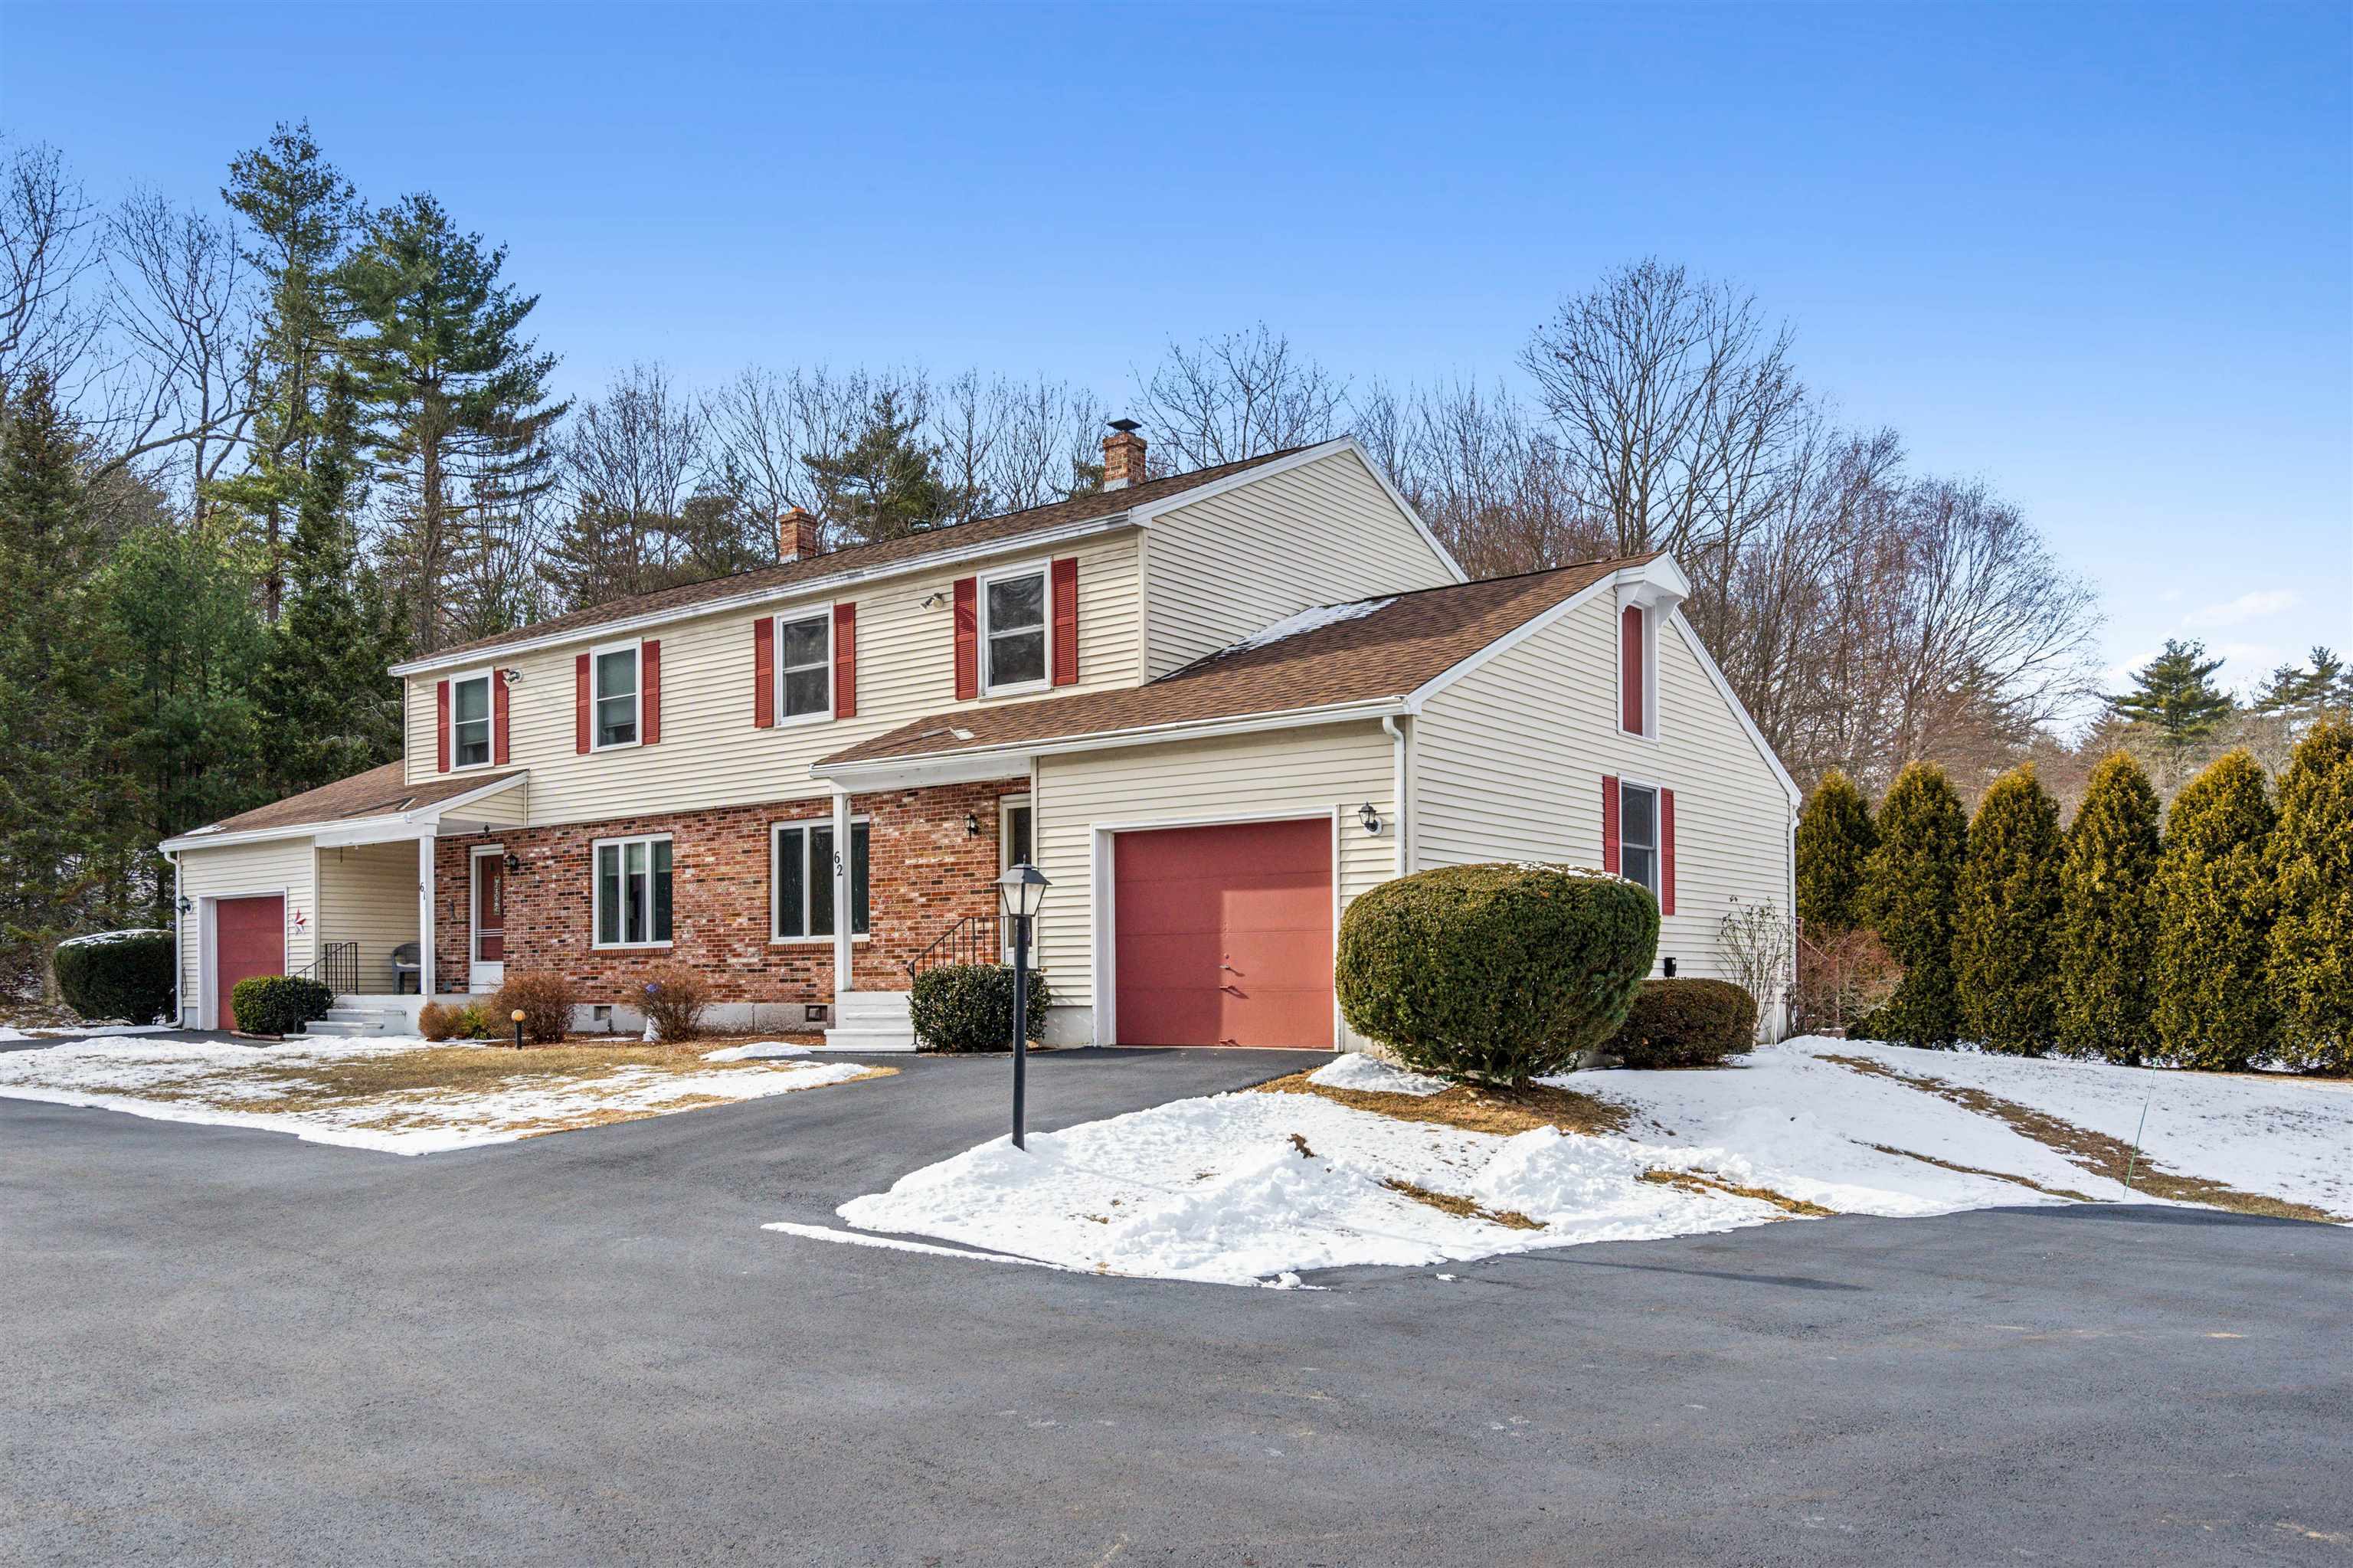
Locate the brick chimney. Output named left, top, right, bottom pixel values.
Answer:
left=777, top=506, right=821, bottom=561
left=1102, top=420, right=1147, bottom=491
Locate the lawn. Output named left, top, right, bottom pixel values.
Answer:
left=0, top=1033, right=888, bottom=1154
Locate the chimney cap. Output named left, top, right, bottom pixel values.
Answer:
left=1106, top=417, right=1141, bottom=434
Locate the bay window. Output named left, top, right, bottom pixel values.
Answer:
left=773, top=819, right=869, bottom=940
left=594, top=834, right=672, bottom=948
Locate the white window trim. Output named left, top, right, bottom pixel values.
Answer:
left=769, top=815, right=872, bottom=945
left=445, top=667, right=497, bottom=772
left=591, top=637, right=644, bottom=752
left=1615, top=597, right=1660, bottom=743
left=591, top=832, right=673, bottom=950
left=977, top=559, right=1053, bottom=699
left=772, top=604, right=836, bottom=728
left=1618, top=776, right=1662, bottom=898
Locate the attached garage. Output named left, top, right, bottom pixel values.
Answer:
left=212, top=895, right=286, bottom=1032
left=1111, top=818, right=1335, bottom=1049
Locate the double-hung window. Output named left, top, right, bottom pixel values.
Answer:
left=594, top=833, right=673, bottom=948
left=777, top=611, right=831, bottom=721
left=1618, top=781, right=1659, bottom=896
left=772, top=819, right=869, bottom=940
left=982, top=568, right=1048, bottom=692
left=594, top=642, right=640, bottom=748
left=449, top=672, right=493, bottom=768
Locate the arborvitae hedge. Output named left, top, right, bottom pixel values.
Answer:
left=1955, top=765, right=2063, bottom=1054
left=2057, top=751, right=2162, bottom=1063
left=2269, top=719, right=2353, bottom=1074
left=2154, top=751, right=2276, bottom=1071
left=1860, top=761, right=1968, bottom=1047
left=1797, top=769, right=1877, bottom=933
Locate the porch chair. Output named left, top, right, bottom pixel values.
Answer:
left=390, top=942, right=421, bottom=995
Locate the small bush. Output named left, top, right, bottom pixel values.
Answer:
left=419, top=1000, right=496, bottom=1040
left=54, top=929, right=173, bottom=1023
left=1795, top=926, right=1903, bottom=1035
left=910, top=963, right=1053, bottom=1052
left=227, top=974, right=334, bottom=1036
left=1607, top=978, right=1759, bottom=1068
left=417, top=1000, right=462, bottom=1041
left=493, top=971, right=577, bottom=1044
left=1335, top=863, right=1659, bottom=1086
left=639, top=965, right=711, bottom=1042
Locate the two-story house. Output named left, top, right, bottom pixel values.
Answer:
left=161, top=427, right=1801, bottom=1049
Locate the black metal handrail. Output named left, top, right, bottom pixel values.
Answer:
left=293, top=941, right=362, bottom=996
left=906, top=912, right=1000, bottom=980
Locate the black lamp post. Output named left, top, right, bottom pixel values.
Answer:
left=996, top=862, right=1050, bottom=1150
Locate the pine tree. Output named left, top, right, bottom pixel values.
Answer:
left=1860, top=761, right=1968, bottom=1046
left=2111, top=639, right=2235, bottom=770
left=1955, top=764, right=2063, bottom=1054
left=1797, top=769, right=1876, bottom=932
left=2253, top=647, right=2353, bottom=732
left=2057, top=751, right=2162, bottom=1062
left=2153, top=750, right=2277, bottom=1071
left=800, top=389, right=964, bottom=544
left=2267, top=719, right=2353, bottom=1073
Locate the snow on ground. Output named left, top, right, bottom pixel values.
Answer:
left=701, top=1041, right=812, bottom=1062
left=826, top=1038, right=2351, bottom=1287
left=0, top=1033, right=872, bottom=1154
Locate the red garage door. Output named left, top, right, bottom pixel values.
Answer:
left=214, top=895, right=286, bottom=1032
left=1114, top=819, right=1333, bottom=1048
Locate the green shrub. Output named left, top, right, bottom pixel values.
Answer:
left=227, top=974, right=333, bottom=1036
left=493, top=971, right=577, bottom=1044
left=638, top=965, right=710, bottom=1042
left=1335, top=863, right=1658, bottom=1085
left=2154, top=750, right=2276, bottom=1071
left=2269, top=719, right=2353, bottom=1074
left=1798, top=770, right=1877, bottom=933
left=1607, top=978, right=1758, bottom=1068
left=1955, top=765, right=2063, bottom=1055
left=2058, top=751, right=2162, bottom=1062
left=909, top=963, right=1053, bottom=1052
left=1862, top=761, right=1968, bottom=1047
left=54, top=929, right=173, bottom=1023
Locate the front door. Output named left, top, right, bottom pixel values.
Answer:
left=1000, top=795, right=1034, bottom=961
left=470, top=849, right=506, bottom=990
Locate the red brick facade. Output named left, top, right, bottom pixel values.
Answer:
left=430, top=778, right=1026, bottom=1008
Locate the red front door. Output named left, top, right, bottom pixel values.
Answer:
left=1113, top=819, right=1334, bottom=1048
left=474, top=856, right=505, bottom=961
left=214, top=895, right=286, bottom=1032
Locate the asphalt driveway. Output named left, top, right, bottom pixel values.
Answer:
left=4, top=1044, right=2347, bottom=1566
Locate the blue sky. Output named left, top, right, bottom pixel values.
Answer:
left=6, top=1, right=2348, bottom=698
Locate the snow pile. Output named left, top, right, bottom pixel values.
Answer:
left=702, top=1041, right=812, bottom=1062
left=1306, top=1052, right=1450, bottom=1096
left=1223, top=597, right=1393, bottom=653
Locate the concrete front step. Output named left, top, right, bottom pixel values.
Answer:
left=820, top=990, right=916, bottom=1052
left=308, top=1006, right=401, bottom=1038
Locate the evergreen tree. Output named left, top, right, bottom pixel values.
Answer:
left=2153, top=750, right=2277, bottom=1071
left=2057, top=751, right=2162, bottom=1062
left=2253, top=647, right=2353, bottom=732
left=2111, top=639, right=2234, bottom=770
left=1860, top=761, right=1968, bottom=1046
left=1796, top=769, right=1876, bottom=932
left=2267, top=719, right=2353, bottom=1074
left=341, top=192, right=566, bottom=652
left=1955, top=764, right=2063, bottom=1054
left=800, top=389, right=964, bottom=543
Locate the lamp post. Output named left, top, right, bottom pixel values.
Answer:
left=995, top=863, right=1050, bottom=1150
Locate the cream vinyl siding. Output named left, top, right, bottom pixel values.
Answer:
left=175, top=839, right=318, bottom=1012
left=1414, top=597, right=1794, bottom=989
left=315, top=840, right=421, bottom=993
left=1144, top=449, right=1457, bottom=676
left=403, top=532, right=1144, bottom=825
left=1032, top=720, right=1397, bottom=1046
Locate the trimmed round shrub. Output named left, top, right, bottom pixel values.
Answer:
left=54, top=929, right=173, bottom=1023
left=1607, top=978, right=1759, bottom=1068
left=910, top=963, right=1053, bottom=1052
left=1335, top=863, right=1659, bottom=1085
left=493, top=971, right=577, bottom=1044
left=639, top=965, right=711, bottom=1042
left=228, top=974, right=333, bottom=1036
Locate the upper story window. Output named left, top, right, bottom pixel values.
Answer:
left=1619, top=601, right=1656, bottom=738
left=1618, top=780, right=1659, bottom=895
left=594, top=641, right=640, bottom=748
left=594, top=833, right=672, bottom=948
left=982, top=567, right=1048, bottom=693
left=777, top=610, right=832, bottom=722
left=450, top=672, right=493, bottom=768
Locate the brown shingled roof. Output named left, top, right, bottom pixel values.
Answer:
left=819, top=555, right=1653, bottom=769
left=186, top=763, right=525, bottom=838
left=417, top=448, right=1304, bottom=665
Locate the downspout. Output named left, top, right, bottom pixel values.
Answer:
left=1381, top=715, right=1410, bottom=877
left=165, top=848, right=182, bottom=1026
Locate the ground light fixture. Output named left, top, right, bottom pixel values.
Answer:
left=510, top=1009, right=526, bottom=1049
left=996, top=863, right=1051, bottom=1150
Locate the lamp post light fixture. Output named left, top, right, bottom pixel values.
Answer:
left=1357, top=801, right=1383, bottom=836
left=510, top=1008, right=527, bottom=1049
left=995, top=862, right=1051, bottom=1150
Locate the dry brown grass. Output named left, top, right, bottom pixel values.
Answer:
left=1255, top=1069, right=1628, bottom=1138
left=1638, top=1169, right=1835, bottom=1216
left=1380, top=1178, right=1544, bottom=1231
left=1821, top=1053, right=2343, bottom=1223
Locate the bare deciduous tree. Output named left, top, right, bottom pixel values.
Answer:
left=1137, top=324, right=1347, bottom=472
left=0, top=139, right=106, bottom=400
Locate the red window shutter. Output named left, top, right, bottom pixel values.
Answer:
left=1601, top=775, right=1621, bottom=875
left=574, top=653, right=591, bottom=755
left=1051, top=556, right=1078, bottom=687
left=492, top=673, right=509, bottom=765
left=1621, top=604, right=1645, bottom=735
left=953, top=576, right=978, bottom=701
left=1660, top=788, right=1676, bottom=915
left=436, top=680, right=451, bottom=772
left=753, top=617, right=775, bottom=728
left=833, top=602, right=858, bottom=718
left=642, top=640, right=661, bottom=744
